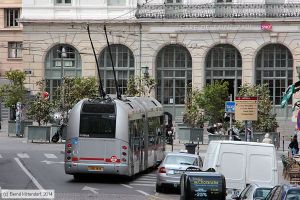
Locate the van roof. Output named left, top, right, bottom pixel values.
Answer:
left=210, top=140, right=274, bottom=147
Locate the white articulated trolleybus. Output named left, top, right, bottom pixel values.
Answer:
left=64, top=24, right=166, bottom=179
left=64, top=96, right=165, bottom=179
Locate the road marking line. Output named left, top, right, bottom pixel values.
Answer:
left=136, top=190, right=149, bottom=196
left=44, top=154, right=57, bottom=159
left=14, top=158, right=44, bottom=190
left=132, top=180, right=156, bottom=183
left=130, top=183, right=155, bottom=187
left=121, top=184, right=133, bottom=189
left=17, top=153, right=29, bottom=158
left=135, top=178, right=156, bottom=181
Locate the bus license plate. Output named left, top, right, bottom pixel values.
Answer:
left=88, top=166, right=103, bottom=171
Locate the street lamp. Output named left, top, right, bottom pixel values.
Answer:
left=140, top=65, right=149, bottom=96
left=58, top=47, right=67, bottom=114
left=141, top=65, right=149, bottom=78
left=296, top=66, right=300, bottom=79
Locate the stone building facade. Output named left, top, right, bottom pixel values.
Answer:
left=20, top=0, right=300, bottom=133
left=0, top=0, right=23, bottom=120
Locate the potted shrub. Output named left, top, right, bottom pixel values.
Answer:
left=27, top=80, right=54, bottom=142
left=182, top=81, right=229, bottom=143
left=236, top=84, right=279, bottom=145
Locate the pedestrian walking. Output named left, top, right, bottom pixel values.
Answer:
left=262, top=133, right=272, bottom=144
left=289, top=135, right=299, bottom=156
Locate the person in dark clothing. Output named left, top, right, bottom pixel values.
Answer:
left=289, top=135, right=299, bottom=156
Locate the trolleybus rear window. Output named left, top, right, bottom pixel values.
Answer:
left=79, top=114, right=116, bottom=138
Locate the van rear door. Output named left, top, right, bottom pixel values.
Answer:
left=246, top=145, right=277, bottom=187
left=218, top=143, right=247, bottom=190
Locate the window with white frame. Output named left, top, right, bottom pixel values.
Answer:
left=45, top=44, right=82, bottom=101
left=5, top=9, right=20, bottom=27
left=255, top=44, right=293, bottom=106
left=99, top=44, right=135, bottom=95
left=107, top=0, right=126, bottom=6
left=55, top=0, right=72, bottom=5
left=156, top=44, right=192, bottom=105
left=8, top=42, right=22, bottom=58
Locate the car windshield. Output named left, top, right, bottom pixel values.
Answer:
left=286, top=189, right=300, bottom=200
left=254, top=188, right=272, bottom=199
left=164, top=155, right=197, bottom=165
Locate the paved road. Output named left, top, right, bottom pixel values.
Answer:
left=0, top=123, right=290, bottom=200
left=0, top=133, right=181, bottom=200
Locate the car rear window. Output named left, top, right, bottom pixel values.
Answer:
left=286, top=189, right=300, bottom=200
left=165, top=155, right=198, bottom=166
left=254, top=188, right=272, bottom=199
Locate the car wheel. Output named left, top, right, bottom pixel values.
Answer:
left=156, top=184, right=164, bottom=193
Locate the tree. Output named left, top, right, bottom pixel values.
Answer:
left=27, top=80, right=54, bottom=126
left=55, top=77, right=99, bottom=113
left=0, top=70, right=26, bottom=108
left=183, top=81, right=229, bottom=127
left=236, top=83, right=278, bottom=132
left=126, top=75, right=156, bottom=97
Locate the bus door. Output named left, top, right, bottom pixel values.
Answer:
left=143, top=117, right=149, bottom=170
left=130, top=120, right=143, bottom=174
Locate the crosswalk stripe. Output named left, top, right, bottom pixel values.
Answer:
left=17, top=153, right=29, bottom=158
left=44, top=154, right=57, bottom=159
left=130, top=183, right=155, bottom=187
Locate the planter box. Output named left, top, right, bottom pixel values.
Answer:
left=239, top=132, right=280, bottom=148
left=27, top=125, right=51, bottom=143
left=208, top=132, right=280, bottom=148
left=177, top=124, right=203, bottom=144
left=208, top=134, right=230, bottom=143
left=8, top=120, right=33, bottom=136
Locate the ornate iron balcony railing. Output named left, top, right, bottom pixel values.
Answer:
left=135, top=3, right=300, bottom=19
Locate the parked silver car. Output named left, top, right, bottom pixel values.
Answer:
left=156, top=152, right=203, bottom=193
left=232, top=183, right=272, bottom=200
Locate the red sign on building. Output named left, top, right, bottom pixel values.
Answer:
left=261, top=22, right=272, bottom=31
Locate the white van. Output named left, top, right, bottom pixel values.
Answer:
left=203, top=140, right=278, bottom=192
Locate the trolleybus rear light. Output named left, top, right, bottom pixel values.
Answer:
left=67, top=143, right=72, bottom=148
left=66, top=156, right=71, bottom=161
left=122, top=152, right=127, bottom=156
left=122, top=146, right=127, bottom=150
left=67, top=150, right=72, bottom=154
left=159, top=167, right=166, bottom=173
left=71, top=157, right=78, bottom=162
left=121, top=158, right=126, bottom=162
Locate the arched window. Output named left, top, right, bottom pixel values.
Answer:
left=255, top=44, right=293, bottom=105
left=205, top=44, right=242, bottom=97
left=99, top=44, right=134, bottom=95
left=156, top=44, right=192, bottom=105
left=45, top=44, right=81, bottom=100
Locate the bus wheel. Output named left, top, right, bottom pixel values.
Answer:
left=156, top=184, right=164, bottom=193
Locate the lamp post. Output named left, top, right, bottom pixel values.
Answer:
left=140, top=65, right=149, bottom=96
left=296, top=66, right=300, bottom=79
left=58, top=47, right=67, bottom=116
